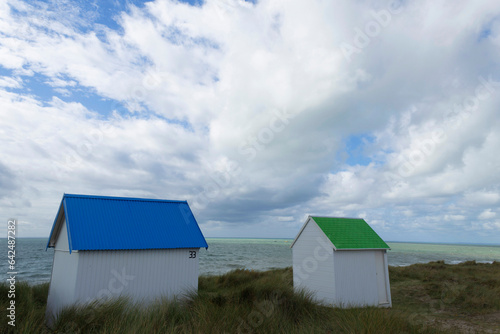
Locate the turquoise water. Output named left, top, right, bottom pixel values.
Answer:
left=200, top=238, right=293, bottom=276
left=387, top=242, right=500, bottom=266
left=1, top=238, right=499, bottom=285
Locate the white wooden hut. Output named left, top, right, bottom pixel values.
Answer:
left=291, top=216, right=391, bottom=308
left=45, top=194, right=208, bottom=323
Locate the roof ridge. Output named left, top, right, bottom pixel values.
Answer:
left=63, top=193, right=187, bottom=204
left=310, top=215, right=365, bottom=220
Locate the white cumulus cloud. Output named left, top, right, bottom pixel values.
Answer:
left=0, top=0, right=499, bottom=243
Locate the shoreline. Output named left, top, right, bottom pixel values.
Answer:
left=3, top=237, right=500, bottom=247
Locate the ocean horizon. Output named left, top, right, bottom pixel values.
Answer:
left=2, top=238, right=499, bottom=285
left=5, top=237, right=500, bottom=247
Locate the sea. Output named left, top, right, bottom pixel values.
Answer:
left=2, top=238, right=500, bottom=285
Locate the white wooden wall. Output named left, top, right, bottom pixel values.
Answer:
left=74, top=248, right=200, bottom=305
left=333, top=250, right=379, bottom=307
left=46, top=219, right=80, bottom=323
left=377, top=251, right=391, bottom=307
left=292, top=218, right=335, bottom=305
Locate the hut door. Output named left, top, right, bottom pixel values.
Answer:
left=375, top=252, right=389, bottom=304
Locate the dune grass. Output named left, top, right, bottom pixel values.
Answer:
left=1, top=261, right=499, bottom=333
left=389, top=260, right=500, bottom=333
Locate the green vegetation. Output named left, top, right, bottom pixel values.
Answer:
left=389, top=260, right=500, bottom=333
left=1, top=261, right=499, bottom=333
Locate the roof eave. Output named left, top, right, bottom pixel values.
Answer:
left=291, top=216, right=336, bottom=250
left=290, top=215, right=312, bottom=248
left=63, top=196, right=73, bottom=254
left=74, top=245, right=208, bottom=251
left=335, top=247, right=391, bottom=251
left=45, top=196, right=65, bottom=250
left=185, top=200, right=209, bottom=250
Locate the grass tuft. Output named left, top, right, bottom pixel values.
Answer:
left=0, top=262, right=499, bottom=333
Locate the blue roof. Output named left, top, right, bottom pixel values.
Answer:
left=46, top=194, right=208, bottom=253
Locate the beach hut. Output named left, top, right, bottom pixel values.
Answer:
left=291, top=216, right=391, bottom=308
left=45, top=194, right=208, bottom=322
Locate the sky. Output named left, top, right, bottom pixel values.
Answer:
left=1, top=0, right=499, bottom=244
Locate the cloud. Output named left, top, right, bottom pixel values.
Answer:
left=463, top=191, right=500, bottom=205
left=0, top=0, right=499, bottom=243
left=444, top=215, right=466, bottom=221
left=0, top=162, right=17, bottom=199
left=478, top=209, right=496, bottom=220
left=0, top=75, right=21, bottom=88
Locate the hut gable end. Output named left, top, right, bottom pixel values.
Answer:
left=291, top=215, right=391, bottom=308
left=45, top=193, right=208, bottom=325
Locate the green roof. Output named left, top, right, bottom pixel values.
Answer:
left=311, top=217, right=389, bottom=249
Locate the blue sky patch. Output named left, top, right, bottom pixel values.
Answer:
left=341, top=134, right=375, bottom=166
left=23, top=74, right=60, bottom=105
left=479, top=28, right=492, bottom=41
left=478, top=16, right=499, bottom=41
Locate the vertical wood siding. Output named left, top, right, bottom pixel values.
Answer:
left=333, top=250, right=379, bottom=307
left=46, top=219, right=80, bottom=323
left=292, top=218, right=335, bottom=304
left=54, top=214, right=69, bottom=251
left=375, top=251, right=389, bottom=305
left=74, top=248, right=199, bottom=305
